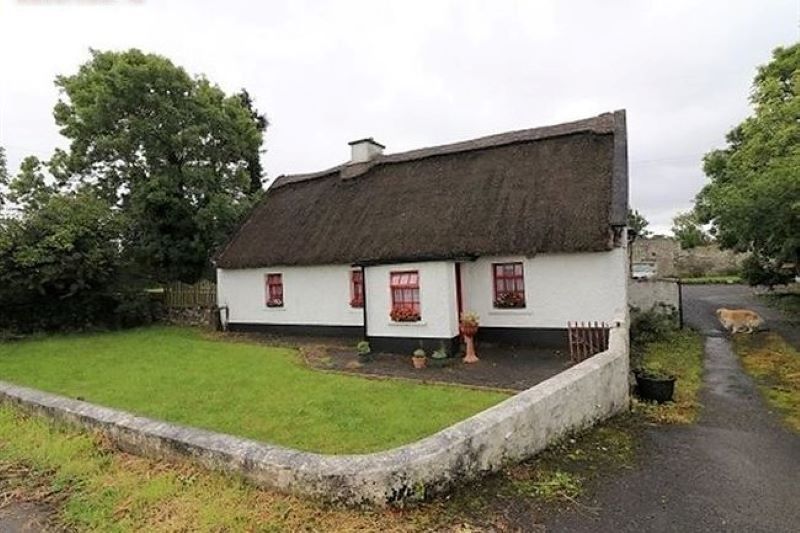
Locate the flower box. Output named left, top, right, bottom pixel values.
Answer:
left=266, top=298, right=284, bottom=308
left=390, top=307, right=421, bottom=322
left=493, top=292, right=526, bottom=309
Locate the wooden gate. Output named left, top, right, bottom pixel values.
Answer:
left=567, top=321, right=610, bottom=363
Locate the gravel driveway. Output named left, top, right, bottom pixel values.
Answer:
left=546, top=284, right=800, bottom=533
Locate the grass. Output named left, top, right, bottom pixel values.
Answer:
left=633, top=329, right=705, bottom=424
left=734, top=332, right=800, bottom=433
left=760, top=292, right=800, bottom=321
left=0, top=404, right=641, bottom=531
left=0, top=326, right=507, bottom=454
left=679, top=275, right=742, bottom=285
left=0, top=405, right=432, bottom=531
left=500, top=416, right=638, bottom=505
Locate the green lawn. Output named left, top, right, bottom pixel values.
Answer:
left=679, top=275, right=742, bottom=285
left=0, top=327, right=507, bottom=454
left=634, top=329, right=705, bottom=424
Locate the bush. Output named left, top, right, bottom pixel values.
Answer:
left=740, top=254, right=793, bottom=288
left=0, top=192, right=160, bottom=334
left=630, top=304, right=679, bottom=356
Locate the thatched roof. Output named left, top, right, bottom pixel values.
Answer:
left=216, top=111, right=628, bottom=268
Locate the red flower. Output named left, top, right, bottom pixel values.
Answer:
left=390, top=306, right=421, bottom=322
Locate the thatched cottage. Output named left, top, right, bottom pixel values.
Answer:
left=214, top=111, right=629, bottom=353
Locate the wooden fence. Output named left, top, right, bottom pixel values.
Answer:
left=567, top=321, right=611, bottom=364
left=163, top=280, right=217, bottom=309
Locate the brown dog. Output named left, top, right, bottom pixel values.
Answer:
left=716, top=308, right=764, bottom=333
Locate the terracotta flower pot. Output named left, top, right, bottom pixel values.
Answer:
left=459, top=324, right=479, bottom=338
left=412, top=356, right=427, bottom=369
left=459, top=324, right=480, bottom=364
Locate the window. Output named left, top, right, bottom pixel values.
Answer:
left=265, top=273, right=283, bottom=307
left=493, top=262, right=525, bottom=308
left=350, top=270, right=364, bottom=308
left=389, top=270, right=420, bottom=322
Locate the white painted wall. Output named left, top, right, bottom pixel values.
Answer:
left=460, top=248, right=628, bottom=329
left=217, top=265, right=364, bottom=326
left=364, top=261, right=459, bottom=339
left=217, top=246, right=628, bottom=335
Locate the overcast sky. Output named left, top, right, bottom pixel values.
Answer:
left=1, top=0, right=797, bottom=233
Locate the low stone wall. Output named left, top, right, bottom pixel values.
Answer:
left=628, top=278, right=680, bottom=312
left=0, top=324, right=629, bottom=506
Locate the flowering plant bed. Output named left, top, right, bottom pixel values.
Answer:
left=390, top=307, right=421, bottom=322
left=494, top=292, right=526, bottom=309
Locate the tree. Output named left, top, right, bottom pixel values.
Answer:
left=236, top=89, right=269, bottom=193
left=6, top=156, right=56, bottom=212
left=51, top=49, right=267, bottom=282
left=0, top=147, right=8, bottom=208
left=627, top=208, right=652, bottom=239
left=0, top=189, right=156, bottom=332
left=695, top=44, right=800, bottom=283
left=671, top=210, right=710, bottom=249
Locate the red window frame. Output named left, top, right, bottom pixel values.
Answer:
left=265, top=273, right=284, bottom=307
left=350, top=270, right=364, bottom=308
left=492, top=262, right=525, bottom=308
left=389, top=270, right=421, bottom=322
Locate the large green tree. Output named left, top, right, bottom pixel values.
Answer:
left=696, top=44, right=800, bottom=281
left=671, top=210, right=710, bottom=249
left=51, top=49, right=267, bottom=282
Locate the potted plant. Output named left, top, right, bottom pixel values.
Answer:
left=412, top=346, right=427, bottom=369
left=356, top=340, right=371, bottom=363
left=634, top=368, right=676, bottom=403
left=459, top=311, right=480, bottom=363
left=429, top=343, right=450, bottom=368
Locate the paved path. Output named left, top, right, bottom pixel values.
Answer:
left=547, top=284, right=800, bottom=532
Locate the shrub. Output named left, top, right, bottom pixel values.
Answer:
left=0, top=192, right=160, bottom=334
left=740, top=254, right=793, bottom=288
left=630, top=304, right=679, bottom=356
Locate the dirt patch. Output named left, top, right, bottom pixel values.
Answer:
left=0, top=462, right=62, bottom=532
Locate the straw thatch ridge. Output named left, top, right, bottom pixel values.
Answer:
left=216, top=111, right=627, bottom=269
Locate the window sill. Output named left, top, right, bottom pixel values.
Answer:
left=488, top=309, right=531, bottom=316
left=388, top=321, right=427, bottom=327
left=264, top=306, right=286, bottom=311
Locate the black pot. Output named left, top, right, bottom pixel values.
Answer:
left=635, top=371, right=676, bottom=403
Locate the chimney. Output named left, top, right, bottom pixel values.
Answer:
left=348, top=138, right=385, bottom=164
